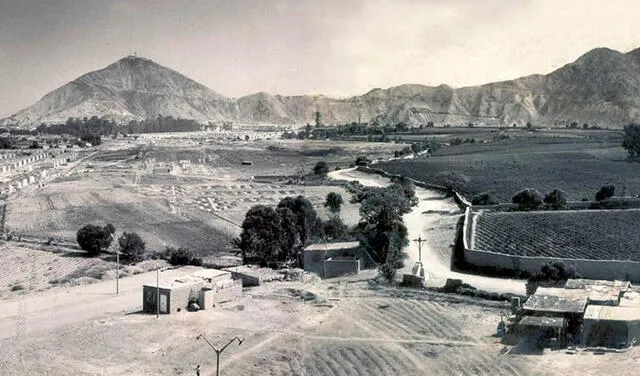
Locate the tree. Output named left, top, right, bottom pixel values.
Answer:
left=76, top=224, right=107, bottom=256
left=512, top=188, right=543, bottom=210
left=595, top=185, right=615, bottom=201
left=354, top=155, right=372, bottom=166
left=313, top=161, right=329, bottom=178
left=324, top=192, right=344, bottom=216
left=357, top=185, right=413, bottom=282
left=118, top=232, right=146, bottom=263
left=622, top=123, right=640, bottom=161
left=315, top=111, right=322, bottom=127
left=237, top=205, right=297, bottom=266
left=277, top=196, right=318, bottom=246
left=544, top=189, right=567, bottom=209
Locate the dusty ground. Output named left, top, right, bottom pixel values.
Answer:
left=2, top=269, right=636, bottom=376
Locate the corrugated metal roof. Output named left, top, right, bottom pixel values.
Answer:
left=522, top=287, right=589, bottom=313
left=584, top=305, right=640, bottom=321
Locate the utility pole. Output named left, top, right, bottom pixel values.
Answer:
left=412, top=235, right=426, bottom=263
left=116, top=249, right=120, bottom=294
left=196, top=334, right=244, bottom=376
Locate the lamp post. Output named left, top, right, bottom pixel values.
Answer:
left=412, top=235, right=426, bottom=263
left=196, top=334, right=244, bottom=376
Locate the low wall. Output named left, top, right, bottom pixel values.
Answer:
left=213, top=280, right=243, bottom=304
left=464, top=248, right=640, bottom=282
left=323, top=258, right=360, bottom=278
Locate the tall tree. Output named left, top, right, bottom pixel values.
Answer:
left=277, top=196, right=318, bottom=246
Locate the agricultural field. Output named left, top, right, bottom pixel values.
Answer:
left=376, top=129, right=636, bottom=202
left=471, top=209, right=640, bottom=261
left=3, top=137, right=376, bottom=261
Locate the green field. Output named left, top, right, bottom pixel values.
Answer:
left=376, top=129, right=635, bottom=202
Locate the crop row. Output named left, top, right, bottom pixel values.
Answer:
left=473, top=210, right=640, bottom=261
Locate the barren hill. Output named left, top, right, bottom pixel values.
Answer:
left=5, top=47, right=640, bottom=128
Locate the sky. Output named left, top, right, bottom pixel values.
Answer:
left=1, top=0, right=639, bottom=117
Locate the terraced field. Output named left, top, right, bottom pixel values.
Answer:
left=472, top=209, right=640, bottom=261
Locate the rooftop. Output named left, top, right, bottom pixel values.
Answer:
left=304, top=241, right=361, bottom=252
left=522, top=287, right=589, bottom=314
left=518, top=315, right=566, bottom=328
left=584, top=305, right=640, bottom=321
left=143, top=277, right=202, bottom=290
left=565, top=279, right=631, bottom=305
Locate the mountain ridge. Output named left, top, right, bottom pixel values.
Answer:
left=5, top=47, right=640, bottom=128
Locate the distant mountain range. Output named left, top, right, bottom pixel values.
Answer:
left=4, top=47, right=640, bottom=128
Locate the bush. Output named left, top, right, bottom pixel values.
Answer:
left=162, top=246, right=203, bottom=266
left=544, top=189, right=568, bottom=209
left=595, top=185, right=615, bottom=201
left=313, top=161, right=329, bottom=177
left=118, top=232, right=146, bottom=263
left=512, top=188, right=543, bottom=210
left=471, top=191, right=499, bottom=206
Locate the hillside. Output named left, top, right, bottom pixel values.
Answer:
left=5, top=47, right=640, bottom=128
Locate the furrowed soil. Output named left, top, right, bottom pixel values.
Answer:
left=376, top=129, right=634, bottom=202
left=0, top=273, right=634, bottom=376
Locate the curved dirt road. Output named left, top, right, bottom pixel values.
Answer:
left=328, top=168, right=526, bottom=295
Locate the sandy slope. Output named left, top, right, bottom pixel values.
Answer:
left=328, top=168, right=526, bottom=295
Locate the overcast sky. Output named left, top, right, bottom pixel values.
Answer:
left=1, top=0, right=639, bottom=117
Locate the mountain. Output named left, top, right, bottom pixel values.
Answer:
left=1, top=56, right=235, bottom=126
left=5, top=47, right=640, bottom=128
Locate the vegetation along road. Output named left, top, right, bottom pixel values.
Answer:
left=328, top=167, right=526, bottom=295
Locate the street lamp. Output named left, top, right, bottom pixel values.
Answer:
left=196, top=334, right=244, bottom=376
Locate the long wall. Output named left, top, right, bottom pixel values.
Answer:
left=462, top=207, right=640, bottom=282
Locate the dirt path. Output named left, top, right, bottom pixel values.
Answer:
left=328, top=168, right=526, bottom=295
left=0, top=265, right=205, bottom=340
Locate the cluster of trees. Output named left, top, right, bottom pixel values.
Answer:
left=236, top=177, right=417, bottom=282
left=509, top=185, right=616, bottom=210
left=351, top=176, right=417, bottom=281
left=281, top=121, right=442, bottom=141
left=123, top=115, right=202, bottom=134
left=76, top=224, right=146, bottom=263
left=35, top=117, right=113, bottom=145
left=235, top=196, right=322, bottom=267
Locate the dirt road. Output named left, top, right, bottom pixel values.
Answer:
left=328, top=168, right=526, bottom=295
left=0, top=265, right=205, bottom=340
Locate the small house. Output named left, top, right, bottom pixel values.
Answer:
left=304, top=241, right=371, bottom=278
left=583, top=305, right=640, bottom=348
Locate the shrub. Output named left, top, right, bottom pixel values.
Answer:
left=313, top=161, right=329, bottom=177
left=160, top=247, right=204, bottom=266
left=471, top=191, right=499, bottom=206
left=595, top=185, right=615, bottom=201
left=512, top=189, right=543, bottom=210
left=544, top=189, right=568, bottom=209
left=118, top=232, right=146, bottom=263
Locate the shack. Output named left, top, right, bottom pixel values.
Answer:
left=303, top=241, right=369, bottom=278
left=583, top=305, right=640, bottom=348
left=517, top=316, right=567, bottom=349
left=142, top=269, right=242, bottom=314
left=143, top=278, right=203, bottom=314
left=521, top=287, right=589, bottom=342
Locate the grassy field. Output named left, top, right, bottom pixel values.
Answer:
left=471, top=209, right=640, bottom=261
left=376, top=129, right=636, bottom=202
